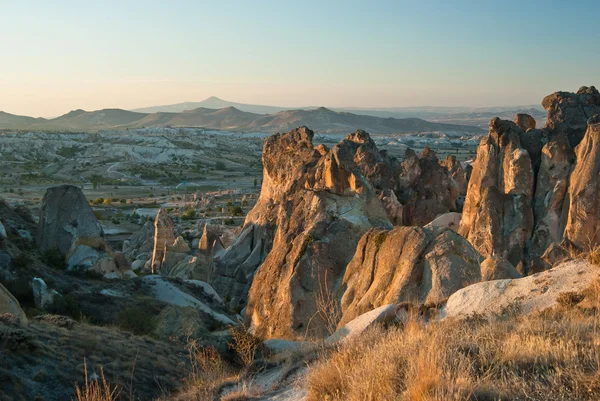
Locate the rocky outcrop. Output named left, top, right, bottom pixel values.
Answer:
left=32, top=277, right=60, bottom=309
left=530, top=135, right=574, bottom=270
left=225, top=127, right=392, bottom=339
left=151, top=209, right=176, bottom=274
left=543, top=86, right=600, bottom=148
left=459, top=118, right=534, bottom=272
left=396, top=148, right=464, bottom=226
left=338, top=226, right=482, bottom=326
left=122, top=220, right=154, bottom=262
left=441, top=260, right=600, bottom=320
left=37, top=185, right=133, bottom=279
left=564, top=116, right=600, bottom=248
left=0, top=282, right=27, bottom=325
left=37, top=185, right=104, bottom=255
left=480, top=256, right=521, bottom=281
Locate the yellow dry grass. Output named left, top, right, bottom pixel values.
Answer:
left=306, top=280, right=600, bottom=401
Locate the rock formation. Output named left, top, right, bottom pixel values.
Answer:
left=459, top=118, right=534, bottom=272
left=220, top=127, right=392, bottom=338
left=543, top=86, right=600, bottom=148
left=151, top=209, right=176, bottom=273
left=37, top=185, right=133, bottom=279
left=441, top=259, right=600, bottom=320
left=0, top=283, right=27, bottom=324
left=37, top=185, right=104, bottom=255
left=564, top=116, right=600, bottom=248
left=396, top=148, right=464, bottom=226
left=338, top=226, right=482, bottom=326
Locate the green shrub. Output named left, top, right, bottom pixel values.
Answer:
left=116, top=308, right=157, bottom=336
left=41, top=248, right=66, bottom=270
left=13, top=252, right=33, bottom=269
left=215, top=161, right=227, bottom=170
left=92, top=197, right=104, bottom=205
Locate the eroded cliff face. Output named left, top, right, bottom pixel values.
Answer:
left=239, top=127, right=392, bottom=338
left=543, top=86, right=600, bottom=148
left=564, top=116, right=600, bottom=248
left=458, top=118, right=534, bottom=272
left=338, top=226, right=484, bottom=326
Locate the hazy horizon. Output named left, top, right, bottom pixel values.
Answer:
left=2, top=0, right=599, bottom=117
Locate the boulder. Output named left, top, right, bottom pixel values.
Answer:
left=37, top=185, right=104, bottom=255
left=338, top=226, right=483, bottom=326
left=0, top=220, right=6, bottom=240
left=564, top=116, right=600, bottom=249
left=326, top=304, right=400, bottom=345
left=459, top=118, right=534, bottom=272
left=480, top=256, right=521, bottom=281
left=542, top=86, right=600, bottom=148
left=424, top=212, right=462, bottom=232
left=37, top=185, right=132, bottom=279
left=514, top=113, right=536, bottom=131
left=440, top=260, right=600, bottom=320
left=0, top=282, right=27, bottom=325
left=32, top=277, right=60, bottom=309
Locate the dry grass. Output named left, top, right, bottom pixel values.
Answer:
left=73, top=359, right=120, bottom=401
left=229, top=324, right=262, bottom=367
left=306, top=282, right=600, bottom=401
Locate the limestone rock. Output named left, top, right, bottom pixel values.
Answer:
left=424, top=212, right=462, bottom=232
left=235, top=127, right=391, bottom=339
left=151, top=209, right=176, bottom=273
left=514, top=113, right=536, bottom=131
left=378, top=189, right=403, bottom=226
left=37, top=185, right=104, bottom=255
left=32, top=277, right=60, bottom=309
left=480, top=256, right=521, bottom=281
left=326, top=304, right=400, bottom=345
left=459, top=118, right=534, bottom=271
left=543, top=86, right=600, bottom=148
left=564, top=116, right=600, bottom=248
left=441, top=260, right=600, bottom=320
left=396, top=148, right=462, bottom=226
left=338, top=226, right=483, bottom=326
left=123, top=220, right=154, bottom=260
left=530, top=135, right=574, bottom=268
left=0, top=282, right=27, bottom=325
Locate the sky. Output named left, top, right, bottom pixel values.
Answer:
left=1, top=0, right=599, bottom=117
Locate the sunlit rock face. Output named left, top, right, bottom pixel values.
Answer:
left=542, top=85, right=600, bottom=148
left=458, top=118, right=535, bottom=273
left=564, top=116, right=600, bottom=249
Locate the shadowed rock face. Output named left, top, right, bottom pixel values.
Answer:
left=396, top=148, right=465, bottom=226
left=542, top=86, right=600, bottom=148
left=564, top=116, right=600, bottom=248
left=338, top=226, right=483, bottom=326
left=459, top=118, right=534, bottom=272
left=37, top=185, right=104, bottom=255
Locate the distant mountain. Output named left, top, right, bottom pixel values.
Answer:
left=0, top=111, right=46, bottom=130
left=0, top=105, right=485, bottom=134
left=132, top=96, right=291, bottom=115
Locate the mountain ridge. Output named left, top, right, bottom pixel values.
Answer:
left=0, top=105, right=485, bottom=134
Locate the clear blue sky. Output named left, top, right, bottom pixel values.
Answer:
left=1, top=0, right=599, bottom=116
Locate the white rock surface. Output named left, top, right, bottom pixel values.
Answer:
left=32, top=277, right=60, bottom=309
left=142, top=276, right=235, bottom=325
left=0, top=220, right=6, bottom=239
left=424, top=212, right=462, bottom=232
left=185, top=280, right=223, bottom=303
left=440, top=260, right=600, bottom=319
left=326, top=304, right=400, bottom=345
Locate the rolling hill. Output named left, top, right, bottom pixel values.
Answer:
left=0, top=106, right=484, bottom=134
